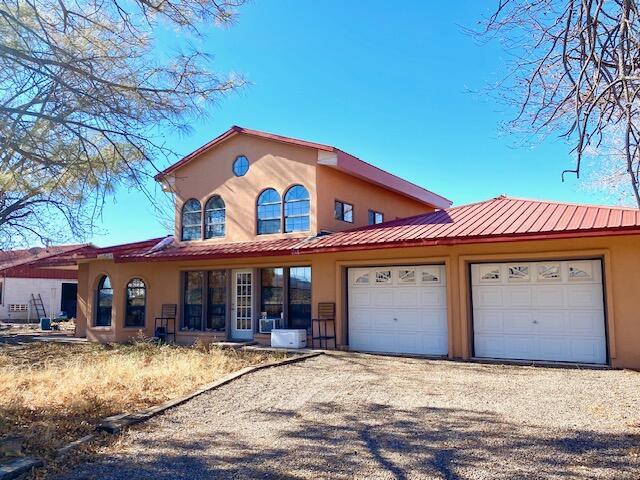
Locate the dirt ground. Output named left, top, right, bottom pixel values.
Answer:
left=59, top=353, right=640, bottom=480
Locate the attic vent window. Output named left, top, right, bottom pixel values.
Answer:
left=233, top=155, right=249, bottom=176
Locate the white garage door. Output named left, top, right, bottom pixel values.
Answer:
left=471, top=260, right=607, bottom=364
left=348, top=265, right=448, bottom=355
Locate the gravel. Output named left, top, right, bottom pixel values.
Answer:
left=60, top=354, right=640, bottom=479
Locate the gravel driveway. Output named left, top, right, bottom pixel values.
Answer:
left=61, top=354, right=640, bottom=479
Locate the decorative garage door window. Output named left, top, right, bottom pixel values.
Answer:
left=398, top=269, right=416, bottom=284
left=537, top=263, right=561, bottom=281
left=375, top=270, right=392, bottom=284
left=507, top=265, right=529, bottom=282
left=9, top=304, right=28, bottom=312
left=354, top=272, right=369, bottom=285
left=478, top=265, right=501, bottom=282
left=421, top=267, right=441, bottom=284
left=568, top=262, right=593, bottom=281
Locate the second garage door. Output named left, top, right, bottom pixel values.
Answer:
left=348, top=265, right=448, bottom=355
left=471, top=259, right=607, bottom=364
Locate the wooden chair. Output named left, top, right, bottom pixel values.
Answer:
left=154, top=304, right=177, bottom=343
left=311, top=302, right=336, bottom=349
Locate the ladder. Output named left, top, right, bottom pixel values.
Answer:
left=30, top=294, right=47, bottom=319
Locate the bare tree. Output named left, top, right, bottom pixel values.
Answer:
left=480, top=0, right=640, bottom=207
left=0, top=0, right=246, bottom=246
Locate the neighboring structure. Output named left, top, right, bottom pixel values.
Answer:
left=0, top=245, right=86, bottom=322
left=34, top=126, right=640, bottom=369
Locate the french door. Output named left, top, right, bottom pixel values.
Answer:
left=231, top=269, right=254, bottom=340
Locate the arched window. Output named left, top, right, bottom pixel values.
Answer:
left=205, top=195, right=225, bottom=239
left=125, top=278, right=146, bottom=327
left=284, top=185, right=310, bottom=232
left=257, top=188, right=281, bottom=234
left=95, top=275, right=113, bottom=327
left=181, top=199, right=202, bottom=241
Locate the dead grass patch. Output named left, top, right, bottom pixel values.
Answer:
left=0, top=340, right=283, bottom=462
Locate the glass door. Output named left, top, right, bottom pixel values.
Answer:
left=231, top=269, right=253, bottom=340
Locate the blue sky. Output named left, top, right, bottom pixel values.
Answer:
left=95, top=0, right=614, bottom=246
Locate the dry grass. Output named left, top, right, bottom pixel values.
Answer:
left=0, top=340, right=283, bottom=462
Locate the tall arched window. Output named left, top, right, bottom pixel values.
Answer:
left=205, top=195, right=225, bottom=239
left=284, top=185, right=310, bottom=232
left=181, top=199, right=202, bottom=241
left=95, top=275, right=113, bottom=327
left=257, top=188, right=281, bottom=234
left=125, top=278, right=146, bottom=327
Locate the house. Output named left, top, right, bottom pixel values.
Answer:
left=0, top=245, right=87, bottom=322
left=34, top=126, right=640, bottom=369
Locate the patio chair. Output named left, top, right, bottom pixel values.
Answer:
left=154, top=304, right=177, bottom=343
left=311, top=302, right=336, bottom=350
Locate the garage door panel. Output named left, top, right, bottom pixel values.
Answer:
left=395, top=289, right=420, bottom=307
left=471, top=260, right=606, bottom=364
left=503, top=311, right=535, bottom=334
left=473, top=310, right=504, bottom=333
left=370, top=309, right=396, bottom=329
left=420, top=288, right=446, bottom=307
left=396, top=309, right=422, bottom=331
left=474, top=334, right=506, bottom=357
left=569, top=338, right=606, bottom=364
left=567, top=311, right=605, bottom=334
left=567, top=286, right=603, bottom=308
left=473, top=287, right=503, bottom=307
left=349, top=309, right=373, bottom=330
left=350, top=290, right=371, bottom=308
left=506, top=287, right=532, bottom=307
left=422, top=309, right=448, bottom=332
left=532, top=287, right=564, bottom=308
left=348, top=265, right=448, bottom=356
left=534, top=311, right=566, bottom=334
left=372, top=290, right=394, bottom=307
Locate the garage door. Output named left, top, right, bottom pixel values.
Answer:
left=348, top=265, right=448, bottom=355
left=471, top=260, right=606, bottom=364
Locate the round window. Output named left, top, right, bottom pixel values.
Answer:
left=233, top=155, right=249, bottom=176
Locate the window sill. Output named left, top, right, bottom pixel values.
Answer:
left=89, top=326, right=112, bottom=331
left=177, top=330, right=226, bottom=336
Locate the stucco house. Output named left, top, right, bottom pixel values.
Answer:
left=0, top=245, right=85, bottom=322
left=34, top=126, right=640, bottom=369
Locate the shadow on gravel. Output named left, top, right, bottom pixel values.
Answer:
left=61, top=402, right=640, bottom=480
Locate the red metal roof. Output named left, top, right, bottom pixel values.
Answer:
left=110, top=196, right=640, bottom=263
left=0, top=244, right=89, bottom=275
left=1, top=266, right=78, bottom=279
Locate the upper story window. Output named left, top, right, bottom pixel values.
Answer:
left=335, top=200, right=353, bottom=223
left=284, top=185, right=310, bottom=232
left=257, top=188, right=282, bottom=234
left=181, top=199, right=202, bottom=241
left=368, top=210, right=384, bottom=225
left=95, top=275, right=113, bottom=327
left=233, top=155, right=249, bottom=176
left=205, top=195, right=225, bottom=238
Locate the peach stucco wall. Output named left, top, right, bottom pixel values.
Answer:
left=169, top=134, right=318, bottom=242
left=76, top=234, right=640, bottom=369
left=316, top=165, right=434, bottom=231
left=166, top=134, right=434, bottom=242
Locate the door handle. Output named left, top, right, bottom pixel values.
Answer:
left=393, top=318, right=398, bottom=322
